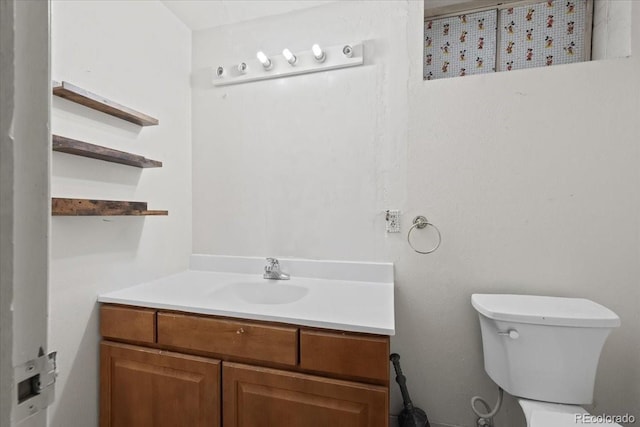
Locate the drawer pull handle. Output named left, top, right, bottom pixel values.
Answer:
left=236, top=328, right=245, bottom=335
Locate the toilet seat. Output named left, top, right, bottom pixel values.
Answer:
left=519, top=399, right=622, bottom=427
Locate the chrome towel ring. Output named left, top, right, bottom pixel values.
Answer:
left=407, top=216, right=442, bottom=254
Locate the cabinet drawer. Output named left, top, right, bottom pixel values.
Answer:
left=100, top=305, right=156, bottom=344
left=157, top=312, right=298, bottom=366
left=300, top=329, right=389, bottom=383
left=223, top=362, right=388, bottom=427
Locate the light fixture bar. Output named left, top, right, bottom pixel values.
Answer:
left=213, top=42, right=364, bottom=87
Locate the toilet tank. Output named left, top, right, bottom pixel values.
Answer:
left=472, top=294, right=620, bottom=405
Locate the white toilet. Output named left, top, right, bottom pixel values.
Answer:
left=472, top=294, right=622, bottom=427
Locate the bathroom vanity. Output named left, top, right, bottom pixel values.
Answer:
left=98, top=256, right=395, bottom=427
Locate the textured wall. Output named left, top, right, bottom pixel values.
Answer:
left=192, top=1, right=640, bottom=426
left=192, top=2, right=409, bottom=260
left=592, top=0, right=633, bottom=59
left=48, top=2, right=191, bottom=426
left=406, top=1, right=640, bottom=425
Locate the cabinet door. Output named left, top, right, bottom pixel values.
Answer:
left=101, top=341, right=220, bottom=427
left=223, top=362, right=388, bottom=427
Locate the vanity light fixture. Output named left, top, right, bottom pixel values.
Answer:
left=312, top=44, right=326, bottom=62
left=282, top=48, right=297, bottom=65
left=256, top=51, right=273, bottom=70
left=213, top=42, right=364, bottom=86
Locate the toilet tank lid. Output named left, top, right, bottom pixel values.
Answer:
left=471, top=294, right=621, bottom=328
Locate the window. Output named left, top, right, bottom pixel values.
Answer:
left=424, top=0, right=594, bottom=80
left=424, top=9, right=498, bottom=80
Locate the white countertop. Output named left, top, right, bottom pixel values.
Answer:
left=98, top=255, right=395, bottom=335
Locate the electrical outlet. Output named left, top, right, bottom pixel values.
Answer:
left=385, top=210, right=400, bottom=233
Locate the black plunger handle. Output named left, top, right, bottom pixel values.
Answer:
left=390, top=353, right=415, bottom=410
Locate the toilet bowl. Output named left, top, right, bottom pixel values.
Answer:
left=471, top=294, right=621, bottom=427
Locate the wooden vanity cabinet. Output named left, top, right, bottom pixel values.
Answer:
left=100, top=341, right=220, bottom=427
left=156, top=311, right=299, bottom=366
left=223, top=362, right=388, bottom=427
left=100, top=304, right=390, bottom=427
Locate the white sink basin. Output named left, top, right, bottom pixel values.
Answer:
left=210, top=281, right=309, bottom=305
left=98, top=255, right=395, bottom=335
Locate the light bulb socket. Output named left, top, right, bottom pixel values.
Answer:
left=216, top=66, right=225, bottom=78
left=237, top=62, right=248, bottom=73
left=257, top=51, right=273, bottom=70
left=312, top=44, right=326, bottom=62
left=282, top=49, right=297, bottom=65
left=342, top=45, right=353, bottom=58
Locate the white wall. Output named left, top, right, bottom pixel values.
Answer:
left=48, top=2, right=191, bottom=426
left=192, top=1, right=409, bottom=260
left=405, top=0, right=640, bottom=425
left=1, top=1, right=50, bottom=426
left=192, top=1, right=640, bottom=427
left=592, top=0, right=633, bottom=59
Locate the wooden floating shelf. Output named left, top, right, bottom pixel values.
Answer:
left=52, top=81, right=159, bottom=127
left=52, top=135, right=162, bottom=168
left=52, top=198, right=168, bottom=216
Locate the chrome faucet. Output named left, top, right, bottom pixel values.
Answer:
left=263, top=258, right=290, bottom=280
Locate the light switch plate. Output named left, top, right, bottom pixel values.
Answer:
left=386, top=210, right=400, bottom=233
